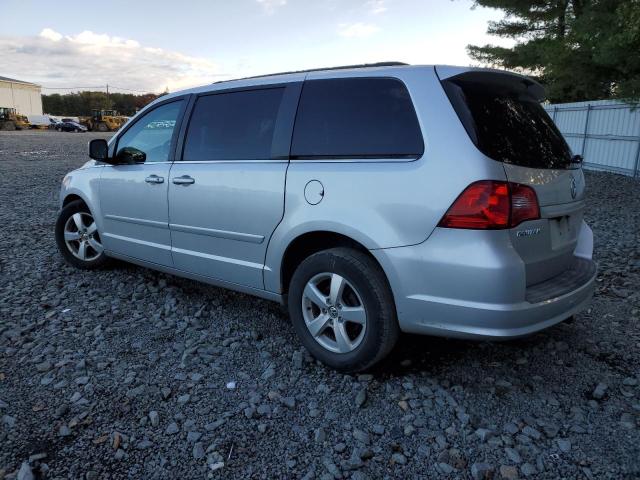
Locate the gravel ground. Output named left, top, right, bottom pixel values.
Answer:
left=1, top=130, right=639, bottom=480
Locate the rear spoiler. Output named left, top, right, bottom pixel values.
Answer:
left=435, top=66, right=545, bottom=102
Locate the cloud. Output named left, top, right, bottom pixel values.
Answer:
left=0, top=28, right=225, bottom=93
left=256, top=0, right=287, bottom=13
left=39, top=28, right=62, bottom=42
left=338, top=22, right=380, bottom=38
left=367, top=0, right=388, bottom=15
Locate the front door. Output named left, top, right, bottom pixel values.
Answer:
left=100, top=99, right=185, bottom=266
left=168, top=85, right=296, bottom=288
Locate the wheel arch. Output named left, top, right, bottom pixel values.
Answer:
left=60, top=191, right=101, bottom=227
left=62, top=193, right=87, bottom=208
left=278, top=230, right=394, bottom=299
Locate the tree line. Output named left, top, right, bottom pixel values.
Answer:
left=468, top=0, right=640, bottom=103
left=42, top=91, right=163, bottom=117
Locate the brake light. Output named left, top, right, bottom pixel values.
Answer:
left=438, top=181, right=540, bottom=229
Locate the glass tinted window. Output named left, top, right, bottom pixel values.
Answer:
left=116, top=100, right=183, bottom=163
left=184, top=88, right=284, bottom=160
left=443, top=80, right=573, bottom=169
left=291, top=78, right=423, bottom=158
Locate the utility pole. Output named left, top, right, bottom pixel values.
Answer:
left=106, top=84, right=110, bottom=110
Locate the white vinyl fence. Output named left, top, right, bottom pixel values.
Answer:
left=543, top=99, right=640, bottom=177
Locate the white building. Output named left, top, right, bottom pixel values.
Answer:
left=0, top=76, right=43, bottom=116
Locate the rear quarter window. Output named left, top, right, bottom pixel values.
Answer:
left=291, top=77, right=423, bottom=159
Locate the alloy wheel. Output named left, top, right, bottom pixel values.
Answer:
left=301, top=272, right=367, bottom=353
left=63, top=212, right=103, bottom=261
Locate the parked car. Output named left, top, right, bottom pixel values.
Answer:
left=55, top=121, right=87, bottom=132
left=55, top=63, right=596, bottom=372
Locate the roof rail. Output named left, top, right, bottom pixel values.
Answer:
left=212, top=62, right=409, bottom=84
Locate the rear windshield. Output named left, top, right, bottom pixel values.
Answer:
left=442, top=79, right=573, bottom=169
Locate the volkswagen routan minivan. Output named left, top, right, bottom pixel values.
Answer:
left=55, top=63, right=596, bottom=372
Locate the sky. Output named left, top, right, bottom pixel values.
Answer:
left=0, top=0, right=511, bottom=94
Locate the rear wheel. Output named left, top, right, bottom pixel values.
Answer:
left=97, top=122, right=108, bottom=132
left=55, top=200, right=111, bottom=269
left=288, top=247, right=399, bottom=372
left=1, top=121, right=16, bottom=131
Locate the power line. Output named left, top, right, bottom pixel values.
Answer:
left=39, top=75, right=231, bottom=94
left=41, top=84, right=161, bottom=94
left=109, top=85, right=159, bottom=93
left=41, top=86, right=104, bottom=90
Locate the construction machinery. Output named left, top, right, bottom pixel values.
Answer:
left=0, top=107, right=30, bottom=130
left=80, top=109, right=128, bottom=132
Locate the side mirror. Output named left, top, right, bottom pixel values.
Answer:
left=89, top=138, right=109, bottom=161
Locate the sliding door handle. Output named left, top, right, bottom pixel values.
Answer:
left=172, top=175, right=195, bottom=185
left=145, top=175, right=164, bottom=184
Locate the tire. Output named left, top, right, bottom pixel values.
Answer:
left=55, top=200, right=111, bottom=269
left=56, top=127, right=61, bottom=132
left=288, top=247, right=399, bottom=372
left=97, top=122, right=108, bottom=132
left=75, top=128, right=80, bottom=133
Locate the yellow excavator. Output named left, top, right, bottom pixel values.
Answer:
left=81, top=109, right=128, bottom=132
left=0, top=107, right=30, bottom=130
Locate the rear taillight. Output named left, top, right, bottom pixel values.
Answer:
left=509, top=183, right=540, bottom=227
left=438, top=181, right=540, bottom=230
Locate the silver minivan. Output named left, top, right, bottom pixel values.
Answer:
left=55, top=63, right=596, bottom=371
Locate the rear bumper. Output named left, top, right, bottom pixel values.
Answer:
left=371, top=223, right=596, bottom=340
left=393, top=271, right=594, bottom=339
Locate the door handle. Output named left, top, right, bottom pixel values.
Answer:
left=172, top=175, right=195, bottom=185
left=145, top=175, right=164, bottom=184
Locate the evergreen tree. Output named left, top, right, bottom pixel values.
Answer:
left=467, top=0, right=640, bottom=102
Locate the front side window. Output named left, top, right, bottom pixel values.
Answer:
left=183, top=88, right=285, bottom=161
left=291, top=78, right=424, bottom=159
left=115, top=100, right=183, bottom=163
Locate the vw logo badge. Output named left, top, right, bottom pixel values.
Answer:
left=570, top=177, right=577, bottom=199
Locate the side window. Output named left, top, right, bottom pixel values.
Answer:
left=291, top=78, right=424, bottom=159
left=116, top=100, right=183, bottom=163
left=183, top=88, right=284, bottom=161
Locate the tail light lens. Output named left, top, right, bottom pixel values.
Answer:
left=439, top=181, right=540, bottom=230
left=510, top=183, right=540, bottom=227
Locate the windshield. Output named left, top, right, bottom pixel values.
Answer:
left=442, top=79, right=573, bottom=169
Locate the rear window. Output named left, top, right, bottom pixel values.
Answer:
left=291, top=78, right=423, bottom=159
left=442, top=79, right=573, bottom=169
left=184, top=87, right=284, bottom=160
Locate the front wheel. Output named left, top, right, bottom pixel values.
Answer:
left=55, top=200, right=111, bottom=269
left=288, top=247, right=399, bottom=372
